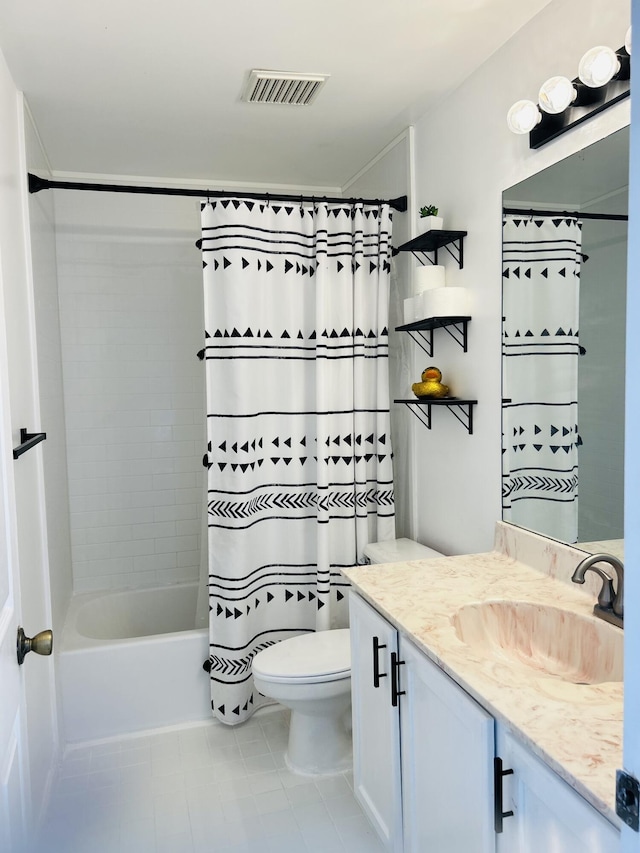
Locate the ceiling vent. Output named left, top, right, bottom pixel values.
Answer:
left=242, top=70, right=330, bottom=106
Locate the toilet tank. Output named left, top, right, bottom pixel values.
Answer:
left=363, top=537, right=444, bottom=565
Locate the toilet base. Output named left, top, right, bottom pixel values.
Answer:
left=286, top=703, right=352, bottom=775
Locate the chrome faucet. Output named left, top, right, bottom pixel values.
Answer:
left=571, top=553, right=624, bottom=628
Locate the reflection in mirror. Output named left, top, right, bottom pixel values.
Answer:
left=501, top=127, right=628, bottom=557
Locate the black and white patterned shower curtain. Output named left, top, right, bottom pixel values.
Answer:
left=502, top=214, right=582, bottom=543
left=199, top=198, right=396, bottom=724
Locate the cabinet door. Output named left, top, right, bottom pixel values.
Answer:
left=399, top=636, right=495, bottom=853
left=349, top=593, right=403, bottom=851
left=496, top=727, right=619, bottom=853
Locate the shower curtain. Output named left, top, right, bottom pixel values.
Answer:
left=502, top=214, right=582, bottom=543
left=200, top=198, right=396, bottom=723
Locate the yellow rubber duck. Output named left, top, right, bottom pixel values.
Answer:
left=412, top=366, right=450, bottom=399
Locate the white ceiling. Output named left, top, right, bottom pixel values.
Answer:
left=0, top=0, right=554, bottom=189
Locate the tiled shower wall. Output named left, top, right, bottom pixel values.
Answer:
left=55, top=193, right=206, bottom=592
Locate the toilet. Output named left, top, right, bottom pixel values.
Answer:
left=252, top=538, right=444, bottom=775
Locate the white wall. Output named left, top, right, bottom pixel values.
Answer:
left=54, top=192, right=206, bottom=592
left=410, top=0, right=630, bottom=555
left=345, top=132, right=416, bottom=540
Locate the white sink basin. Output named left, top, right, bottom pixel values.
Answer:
left=451, top=601, right=623, bottom=684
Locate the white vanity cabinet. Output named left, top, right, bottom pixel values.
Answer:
left=399, top=633, right=495, bottom=853
left=495, top=727, right=619, bottom=853
left=349, top=589, right=403, bottom=850
left=349, top=591, right=621, bottom=853
left=349, top=592, right=495, bottom=852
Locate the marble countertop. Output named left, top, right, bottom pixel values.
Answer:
left=343, top=544, right=623, bottom=827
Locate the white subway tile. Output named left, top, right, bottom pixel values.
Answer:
left=152, top=473, right=197, bottom=491
left=176, top=550, right=200, bottom=568
left=157, top=566, right=199, bottom=585
left=174, top=488, right=203, bottom=504
left=110, top=539, right=155, bottom=559
left=106, top=475, right=155, bottom=494
left=174, top=426, right=205, bottom=444
left=131, top=522, right=176, bottom=541
left=68, top=478, right=108, bottom=497
left=85, top=525, right=133, bottom=545
left=74, top=557, right=134, bottom=577
left=154, top=504, right=199, bottom=522
left=131, top=489, right=177, bottom=508
left=108, top=508, right=155, bottom=526
left=134, top=553, right=177, bottom=572
left=176, top=520, right=200, bottom=537
left=155, top=536, right=197, bottom=554
left=72, top=510, right=112, bottom=528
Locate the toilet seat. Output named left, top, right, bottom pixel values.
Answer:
left=252, top=629, right=351, bottom=684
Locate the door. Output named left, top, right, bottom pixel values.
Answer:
left=0, top=256, right=31, bottom=852
left=349, top=592, right=403, bottom=851
left=399, top=635, right=495, bottom=853
left=496, top=726, right=619, bottom=853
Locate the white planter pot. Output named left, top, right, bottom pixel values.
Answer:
left=420, top=216, right=443, bottom=231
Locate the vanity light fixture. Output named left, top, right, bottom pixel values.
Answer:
left=506, top=99, right=542, bottom=134
left=507, top=30, right=630, bottom=149
left=538, top=76, right=577, bottom=114
left=578, top=46, right=622, bottom=88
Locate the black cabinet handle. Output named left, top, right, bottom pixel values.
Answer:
left=494, top=757, right=514, bottom=833
left=372, top=636, right=387, bottom=688
left=390, top=651, right=405, bottom=707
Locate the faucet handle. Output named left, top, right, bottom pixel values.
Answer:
left=595, top=572, right=615, bottom=610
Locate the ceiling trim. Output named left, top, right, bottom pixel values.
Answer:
left=49, top=169, right=343, bottom=196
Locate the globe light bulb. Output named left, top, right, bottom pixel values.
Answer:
left=538, top=76, right=577, bottom=114
left=625, top=27, right=632, bottom=56
left=507, top=100, right=541, bottom=134
left=578, top=46, right=620, bottom=87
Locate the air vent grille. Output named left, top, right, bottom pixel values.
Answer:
left=242, top=70, right=329, bottom=106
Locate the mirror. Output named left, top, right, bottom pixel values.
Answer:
left=502, top=127, right=628, bottom=558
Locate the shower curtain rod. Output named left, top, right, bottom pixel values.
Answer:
left=27, top=173, right=408, bottom=212
left=503, top=206, right=627, bottom=222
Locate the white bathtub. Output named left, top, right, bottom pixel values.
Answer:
left=59, top=583, right=210, bottom=743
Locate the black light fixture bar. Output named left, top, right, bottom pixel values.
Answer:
left=529, top=47, right=630, bottom=150
left=27, top=173, right=408, bottom=213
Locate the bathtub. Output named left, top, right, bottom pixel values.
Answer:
left=59, top=583, right=211, bottom=743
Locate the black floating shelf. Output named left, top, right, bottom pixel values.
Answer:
left=393, top=230, right=467, bottom=269
left=395, top=398, right=477, bottom=434
left=13, top=428, right=47, bottom=460
left=396, top=315, right=471, bottom=357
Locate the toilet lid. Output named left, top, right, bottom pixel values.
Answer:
left=252, top=629, right=351, bottom=681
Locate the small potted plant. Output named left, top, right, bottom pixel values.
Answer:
left=419, top=204, right=443, bottom=231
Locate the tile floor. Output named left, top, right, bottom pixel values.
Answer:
left=38, top=708, right=385, bottom=852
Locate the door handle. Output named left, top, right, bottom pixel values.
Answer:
left=494, top=756, right=514, bottom=833
left=17, top=627, right=53, bottom=665
left=390, top=651, right=405, bottom=707
left=372, top=636, right=387, bottom=688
